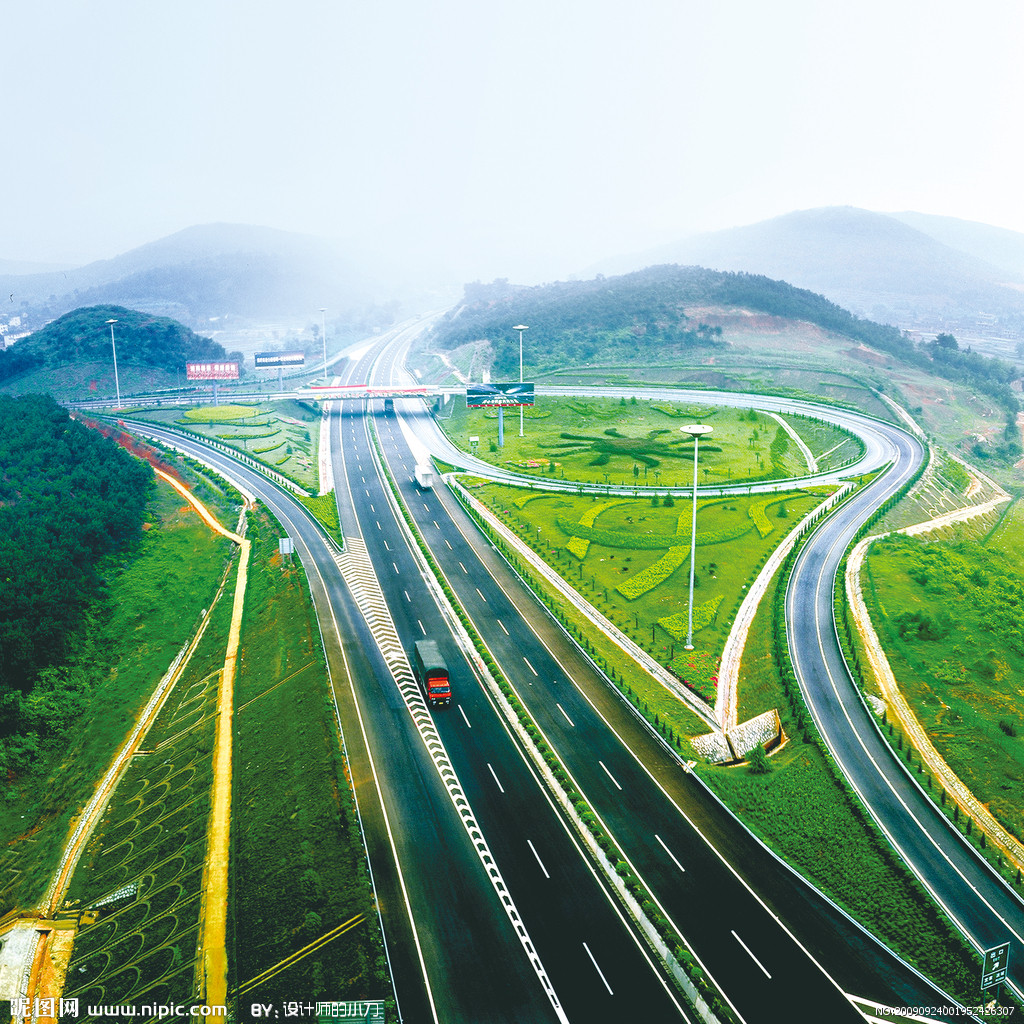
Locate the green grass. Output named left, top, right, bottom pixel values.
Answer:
left=230, top=505, right=386, bottom=1005
left=440, top=396, right=855, bottom=489
left=0, top=479, right=233, bottom=917
left=863, top=504, right=1024, bottom=847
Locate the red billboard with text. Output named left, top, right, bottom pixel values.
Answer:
left=186, top=361, right=239, bottom=381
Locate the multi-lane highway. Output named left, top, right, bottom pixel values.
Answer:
left=118, top=316, right=1024, bottom=1020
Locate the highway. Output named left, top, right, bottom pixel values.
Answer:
left=117, top=317, right=1023, bottom=1019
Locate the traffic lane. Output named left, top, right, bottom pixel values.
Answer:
left=351, top=417, right=690, bottom=1019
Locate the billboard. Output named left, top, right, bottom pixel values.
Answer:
left=255, top=351, right=306, bottom=368
left=466, top=382, right=535, bottom=408
left=186, top=361, right=239, bottom=381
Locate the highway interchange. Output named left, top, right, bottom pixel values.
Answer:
left=123, top=320, right=1023, bottom=1021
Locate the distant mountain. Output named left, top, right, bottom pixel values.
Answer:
left=0, top=224, right=380, bottom=332
left=590, top=207, right=1024, bottom=338
left=887, top=211, right=1024, bottom=281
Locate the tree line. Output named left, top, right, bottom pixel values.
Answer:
left=0, top=395, right=152, bottom=770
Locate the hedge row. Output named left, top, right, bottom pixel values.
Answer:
left=617, top=546, right=689, bottom=600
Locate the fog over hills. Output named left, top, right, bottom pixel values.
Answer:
left=589, top=207, right=1024, bottom=350
left=0, top=224, right=422, bottom=337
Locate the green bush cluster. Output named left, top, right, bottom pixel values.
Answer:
left=617, top=546, right=689, bottom=600
left=659, top=597, right=724, bottom=639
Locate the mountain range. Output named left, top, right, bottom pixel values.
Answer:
left=590, top=207, right=1024, bottom=354
left=4, top=210, right=1024, bottom=359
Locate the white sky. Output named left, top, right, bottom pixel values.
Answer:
left=3, top=0, right=1024, bottom=282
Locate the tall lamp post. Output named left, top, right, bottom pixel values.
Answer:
left=681, top=424, right=713, bottom=649
left=106, top=318, right=121, bottom=408
left=320, top=307, right=328, bottom=384
left=513, top=324, right=528, bottom=436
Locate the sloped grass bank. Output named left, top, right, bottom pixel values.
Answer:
left=229, top=506, right=387, bottom=1007
left=0, top=480, right=232, bottom=918
left=863, top=505, right=1024, bottom=850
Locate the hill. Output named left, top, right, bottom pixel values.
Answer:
left=590, top=208, right=1024, bottom=353
left=436, top=264, right=916, bottom=377
left=0, top=305, right=240, bottom=398
left=0, top=224, right=380, bottom=334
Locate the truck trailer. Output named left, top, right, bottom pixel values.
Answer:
left=414, top=463, right=434, bottom=489
left=412, top=639, right=451, bottom=706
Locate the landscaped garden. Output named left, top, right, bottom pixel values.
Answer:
left=468, top=479, right=833, bottom=709
left=440, top=395, right=861, bottom=488
left=130, top=400, right=322, bottom=493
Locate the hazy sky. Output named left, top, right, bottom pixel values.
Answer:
left=4, top=1, right=1024, bottom=282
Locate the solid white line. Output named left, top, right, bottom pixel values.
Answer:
left=655, top=834, right=685, bottom=873
left=523, top=656, right=538, bottom=676
left=458, top=704, right=471, bottom=728
left=556, top=703, right=575, bottom=727
left=732, top=930, right=772, bottom=979
left=475, top=588, right=487, bottom=602
left=583, top=943, right=614, bottom=995
left=497, top=619, right=509, bottom=636
left=487, top=762, right=505, bottom=793
left=598, top=760, right=623, bottom=791
left=527, top=839, right=551, bottom=879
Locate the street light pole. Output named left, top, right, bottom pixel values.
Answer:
left=106, top=319, right=121, bottom=408
left=681, top=424, right=713, bottom=649
left=513, top=324, right=528, bottom=436
left=320, top=307, right=328, bottom=383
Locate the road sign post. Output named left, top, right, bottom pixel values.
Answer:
left=981, top=941, right=1010, bottom=991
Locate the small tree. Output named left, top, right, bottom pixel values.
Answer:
left=748, top=745, right=771, bottom=775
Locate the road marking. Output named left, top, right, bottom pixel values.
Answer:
left=527, top=840, right=550, bottom=879
left=655, top=834, right=685, bottom=873
left=432, top=520, right=440, bottom=529
left=476, top=588, right=487, bottom=602
left=444, top=539, right=453, bottom=550
left=423, top=503, right=429, bottom=511
left=556, top=703, right=575, bottom=727
left=417, top=620, right=426, bottom=636
left=523, top=656, right=538, bottom=676
left=458, top=704, right=471, bottom=729
left=383, top=540, right=390, bottom=551
left=732, top=930, right=771, bottom=979
left=370, top=504, right=375, bottom=513
left=497, top=619, right=509, bottom=635
left=404, top=590, right=411, bottom=602
left=376, top=520, right=382, bottom=530
left=487, top=762, right=505, bottom=793
left=364, top=489, right=370, bottom=497
left=598, top=760, right=623, bottom=791
left=392, top=563, right=400, bottom=574
left=583, top=943, right=613, bottom=995
left=459, top=562, right=468, bottom=574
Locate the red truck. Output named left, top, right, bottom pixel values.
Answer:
left=412, top=639, right=451, bottom=707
